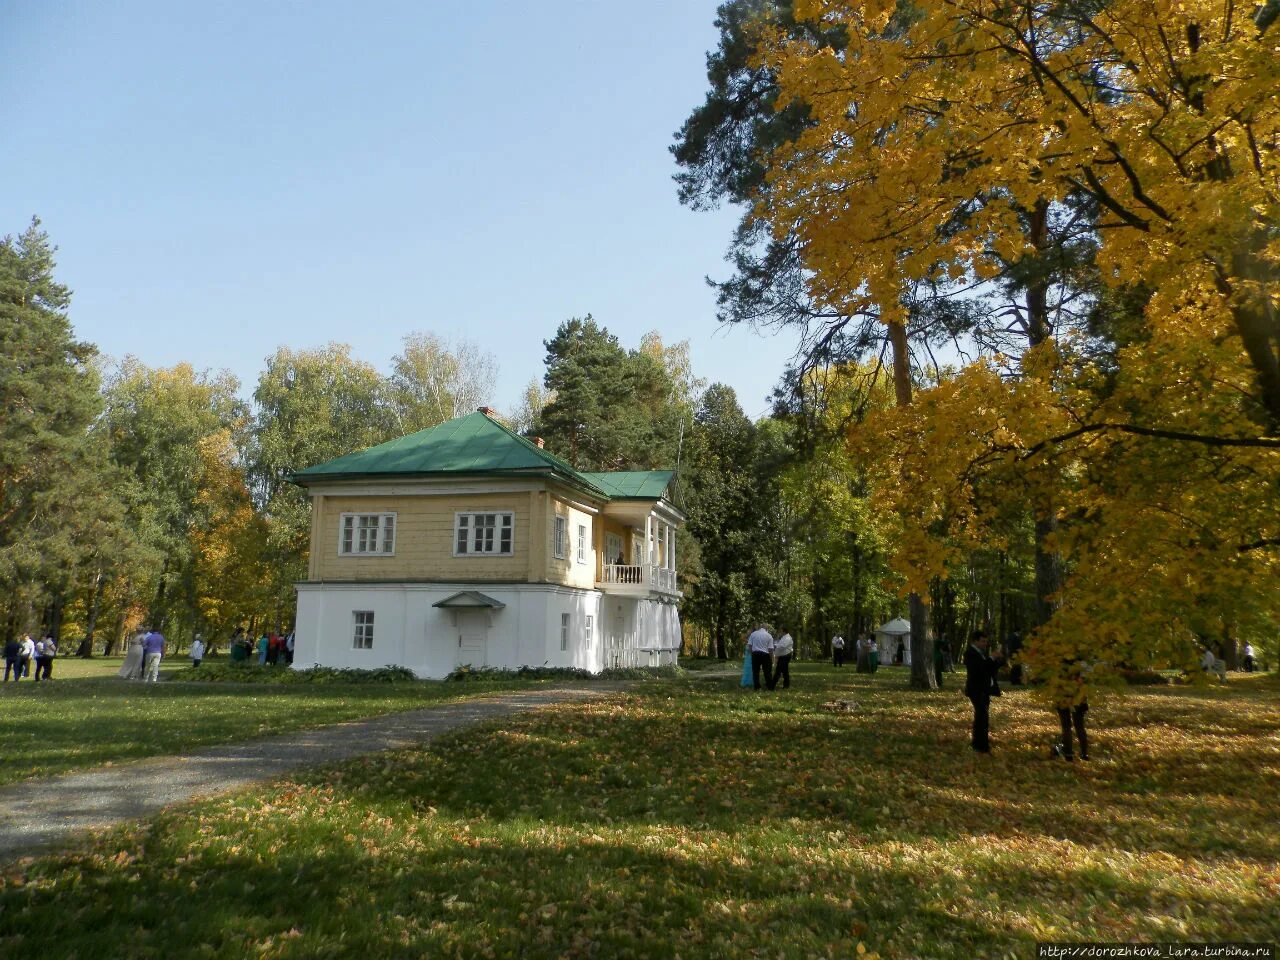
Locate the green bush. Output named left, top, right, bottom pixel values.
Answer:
left=445, top=664, right=682, bottom=683
left=168, top=663, right=420, bottom=684
left=1118, top=668, right=1171, bottom=685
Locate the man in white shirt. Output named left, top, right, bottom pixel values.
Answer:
left=17, top=634, right=35, bottom=680
left=832, top=634, right=846, bottom=668
left=770, top=629, right=795, bottom=690
left=746, top=625, right=774, bottom=691
left=190, top=634, right=205, bottom=668
left=1242, top=643, right=1256, bottom=673
left=1201, top=648, right=1226, bottom=681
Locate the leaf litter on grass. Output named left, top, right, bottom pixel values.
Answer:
left=1, top=668, right=1277, bottom=959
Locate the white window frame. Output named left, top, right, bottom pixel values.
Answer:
left=553, top=515, right=567, bottom=560
left=560, top=612, right=570, bottom=651
left=339, top=513, right=396, bottom=557
left=454, top=511, right=515, bottom=557
left=576, top=523, right=587, bottom=564
left=585, top=614, right=594, bottom=644
left=352, top=611, right=375, bottom=649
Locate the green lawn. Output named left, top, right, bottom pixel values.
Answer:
left=2, top=664, right=1276, bottom=958
left=0, top=665, right=544, bottom=786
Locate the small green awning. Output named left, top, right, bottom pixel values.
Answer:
left=432, top=591, right=506, bottom=610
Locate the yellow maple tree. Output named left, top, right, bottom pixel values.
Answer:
left=746, top=0, right=1280, bottom=695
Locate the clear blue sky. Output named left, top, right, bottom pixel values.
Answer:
left=0, top=1, right=801, bottom=420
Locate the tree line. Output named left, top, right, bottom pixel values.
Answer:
left=2, top=220, right=974, bottom=661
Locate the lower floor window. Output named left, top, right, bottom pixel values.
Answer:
left=353, top=611, right=374, bottom=649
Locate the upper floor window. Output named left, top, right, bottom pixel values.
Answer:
left=577, top=524, right=587, bottom=563
left=455, top=512, right=514, bottom=556
left=340, top=513, right=396, bottom=556
left=553, top=516, right=567, bottom=559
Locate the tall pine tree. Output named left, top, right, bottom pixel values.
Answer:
left=0, top=219, right=103, bottom=636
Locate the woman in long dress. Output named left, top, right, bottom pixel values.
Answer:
left=118, top=631, right=145, bottom=679
left=740, top=633, right=753, bottom=688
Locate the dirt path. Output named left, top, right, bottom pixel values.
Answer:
left=0, top=686, right=616, bottom=862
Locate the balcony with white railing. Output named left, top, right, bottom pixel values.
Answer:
left=597, top=563, right=679, bottom=597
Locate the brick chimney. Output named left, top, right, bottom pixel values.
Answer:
left=477, top=406, right=496, bottom=417
left=534, top=437, right=545, bottom=448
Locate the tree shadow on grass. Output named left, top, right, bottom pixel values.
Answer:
left=4, top=786, right=1275, bottom=959
left=0, top=805, right=1078, bottom=960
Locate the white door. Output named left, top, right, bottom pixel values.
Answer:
left=605, top=532, right=624, bottom=567
left=608, top=603, right=626, bottom=669
left=455, top=611, right=488, bottom=668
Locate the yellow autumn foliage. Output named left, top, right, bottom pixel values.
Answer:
left=746, top=0, right=1279, bottom=697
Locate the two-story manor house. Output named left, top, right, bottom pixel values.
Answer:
left=288, top=409, right=684, bottom=677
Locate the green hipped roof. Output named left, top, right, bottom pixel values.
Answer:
left=578, top=470, right=675, bottom=500
left=288, top=412, right=675, bottom=504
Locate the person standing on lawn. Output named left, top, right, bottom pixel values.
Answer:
left=746, top=624, right=775, bottom=691
left=1053, top=660, right=1090, bottom=762
left=964, top=630, right=1002, bottom=753
left=832, top=633, right=845, bottom=668
left=35, top=635, right=56, bottom=681
left=770, top=628, right=795, bottom=690
left=3, top=636, right=21, bottom=681
left=17, top=634, right=35, bottom=680
left=257, top=633, right=269, bottom=665
left=1242, top=643, right=1256, bottom=673
left=142, top=628, right=165, bottom=682
left=285, top=631, right=295, bottom=665
left=190, top=634, right=205, bottom=669
left=119, top=630, right=145, bottom=679
left=867, top=636, right=879, bottom=674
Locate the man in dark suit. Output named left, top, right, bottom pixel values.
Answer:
left=964, top=630, right=1002, bottom=753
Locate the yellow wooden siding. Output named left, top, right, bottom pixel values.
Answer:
left=546, top=497, right=597, bottom=589
left=313, top=493, right=531, bottom=581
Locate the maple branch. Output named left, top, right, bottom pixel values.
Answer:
left=1019, top=422, right=1280, bottom=458
left=1238, top=538, right=1280, bottom=553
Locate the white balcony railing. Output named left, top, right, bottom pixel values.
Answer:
left=650, top=565, right=677, bottom=594
left=598, top=563, right=678, bottom=595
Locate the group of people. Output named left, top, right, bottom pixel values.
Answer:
left=1202, top=643, right=1260, bottom=678
left=3, top=634, right=57, bottom=681
left=118, top=628, right=167, bottom=682
left=734, top=623, right=1096, bottom=761
left=740, top=624, right=795, bottom=691
left=227, top=627, right=294, bottom=666
left=963, top=629, right=1090, bottom=761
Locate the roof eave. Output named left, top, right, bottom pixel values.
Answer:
left=288, top=466, right=609, bottom=499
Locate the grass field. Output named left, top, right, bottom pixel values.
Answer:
left=1, top=664, right=1276, bottom=959
left=0, top=660, right=543, bottom=786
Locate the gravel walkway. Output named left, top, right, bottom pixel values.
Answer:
left=0, top=686, right=615, bottom=862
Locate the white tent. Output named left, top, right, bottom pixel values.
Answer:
left=875, top=618, right=912, bottom=665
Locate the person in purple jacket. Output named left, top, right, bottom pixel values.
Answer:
left=142, top=628, right=165, bottom=682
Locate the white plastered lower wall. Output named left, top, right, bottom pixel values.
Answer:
left=293, top=583, right=607, bottom=678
